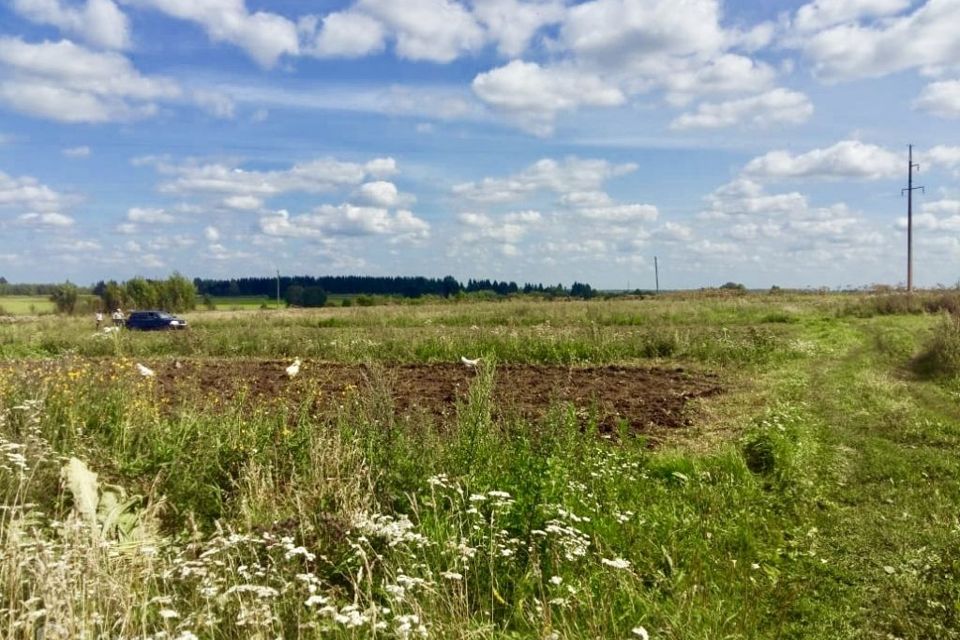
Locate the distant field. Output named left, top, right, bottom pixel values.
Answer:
left=208, top=295, right=278, bottom=310
left=0, top=295, right=55, bottom=315
left=209, top=293, right=359, bottom=309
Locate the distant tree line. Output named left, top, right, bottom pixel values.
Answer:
left=0, top=278, right=68, bottom=296
left=193, top=275, right=597, bottom=300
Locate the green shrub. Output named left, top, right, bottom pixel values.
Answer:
left=913, top=314, right=960, bottom=378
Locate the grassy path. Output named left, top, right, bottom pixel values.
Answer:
left=784, top=316, right=960, bottom=638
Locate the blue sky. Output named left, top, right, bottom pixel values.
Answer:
left=1, top=0, right=959, bottom=289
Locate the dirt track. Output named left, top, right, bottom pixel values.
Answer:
left=153, top=360, right=722, bottom=432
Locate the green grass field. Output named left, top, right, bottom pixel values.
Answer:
left=2, top=292, right=960, bottom=638
left=0, top=295, right=55, bottom=315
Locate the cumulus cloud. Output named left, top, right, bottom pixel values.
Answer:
left=129, top=0, right=300, bottom=68
left=309, top=0, right=484, bottom=63
left=18, top=211, right=75, bottom=226
left=670, top=88, right=813, bottom=130
left=928, top=145, right=960, bottom=165
left=915, top=80, right=960, bottom=118
left=151, top=156, right=396, bottom=200
left=0, top=37, right=181, bottom=123
left=127, top=207, right=174, bottom=223
left=472, top=60, right=625, bottom=135
left=797, top=0, right=960, bottom=81
left=701, top=178, right=808, bottom=218
left=260, top=205, right=429, bottom=242
left=663, top=54, right=777, bottom=106
left=0, top=170, right=66, bottom=212
left=309, top=10, right=386, bottom=58
left=743, top=140, right=901, bottom=180
left=472, top=0, right=566, bottom=57
left=792, top=0, right=911, bottom=33
left=453, top=156, right=636, bottom=203
left=356, top=181, right=414, bottom=207
left=12, top=0, right=131, bottom=50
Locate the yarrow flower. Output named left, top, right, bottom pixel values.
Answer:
left=601, top=557, right=631, bottom=570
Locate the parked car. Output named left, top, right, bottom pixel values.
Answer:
left=125, top=310, right=188, bottom=331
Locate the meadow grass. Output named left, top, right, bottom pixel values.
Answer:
left=1, top=294, right=959, bottom=639
left=0, top=295, right=55, bottom=315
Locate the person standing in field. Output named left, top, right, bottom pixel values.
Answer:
left=112, top=308, right=123, bottom=327
left=95, top=310, right=103, bottom=330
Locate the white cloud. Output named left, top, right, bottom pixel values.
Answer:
left=453, top=157, right=636, bottom=203
left=356, top=181, right=414, bottom=207
left=358, top=0, right=485, bottom=62
left=127, top=207, right=174, bottom=223
left=560, top=0, right=726, bottom=66
left=928, top=145, right=960, bottom=172
left=798, top=0, right=960, bottom=81
left=664, top=54, right=777, bottom=106
left=701, top=178, right=808, bottom=218
left=204, top=225, right=220, bottom=241
left=472, top=60, right=625, bottom=135
left=62, top=146, right=91, bottom=158
left=192, top=89, right=236, bottom=119
left=309, top=10, right=386, bottom=58
left=472, top=0, right=566, bottom=57
left=12, top=0, right=131, bottom=50
left=260, top=205, right=430, bottom=242
left=793, top=0, right=910, bottom=33
left=915, top=80, right=960, bottom=118
left=311, top=0, right=485, bottom=63
left=671, top=88, right=813, bottom=130
left=743, top=140, right=901, bottom=180
left=0, top=170, right=65, bottom=212
left=18, top=211, right=74, bottom=226
left=153, top=156, right=394, bottom=199
left=0, top=37, right=181, bottom=123
left=577, top=203, right=658, bottom=222
left=130, top=0, right=300, bottom=68
left=222, top=195, right=263, bottom=210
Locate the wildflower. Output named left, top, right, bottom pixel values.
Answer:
left=305, top=595, right=329, bottom=607
left=632, top=626, right=649, bottom=639
left=601, top=557, right=631, bottom=570
left=549, top=576, right=563, bottom=585
left=441, top=571, right=463, bottom=581
left=158, top=609, right=180, bottom=620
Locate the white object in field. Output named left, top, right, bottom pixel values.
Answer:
left=61, top=457, right=99, bottom=525
left=102, top=326, right=118, bottom=334
left=460, top=356, right=480, bottom=368
left=136, top=363, right=155, bottom=377
left=286, top=358, right=302, bottom=378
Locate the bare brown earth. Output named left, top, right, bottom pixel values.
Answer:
left=151, top=360, right=722, bottom=433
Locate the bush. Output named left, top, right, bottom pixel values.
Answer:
left=913, top=314, right=960, bottom=378
left=49, top=283, right=79, bottom=314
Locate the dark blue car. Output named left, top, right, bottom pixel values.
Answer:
left=125, top=310, right=188, bottom=331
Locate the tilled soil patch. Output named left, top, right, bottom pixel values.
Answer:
left=152, top=360, right=722, bottom=432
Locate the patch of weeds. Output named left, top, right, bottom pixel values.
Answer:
left=913, top=313, right=960, bottom=379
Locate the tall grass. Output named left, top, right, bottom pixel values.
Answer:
left=0, top=351, right=824, bottom=639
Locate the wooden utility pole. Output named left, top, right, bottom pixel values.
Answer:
left=654, top=256, right=660, bottom=293
left=276, top=269, right=281, bottom=309
left=902, top=145, right=924, bottom=292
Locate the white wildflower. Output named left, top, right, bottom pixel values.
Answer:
left=632, top=626, right=649, bottom=639
left=601, top=557, right=631, bottom=570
